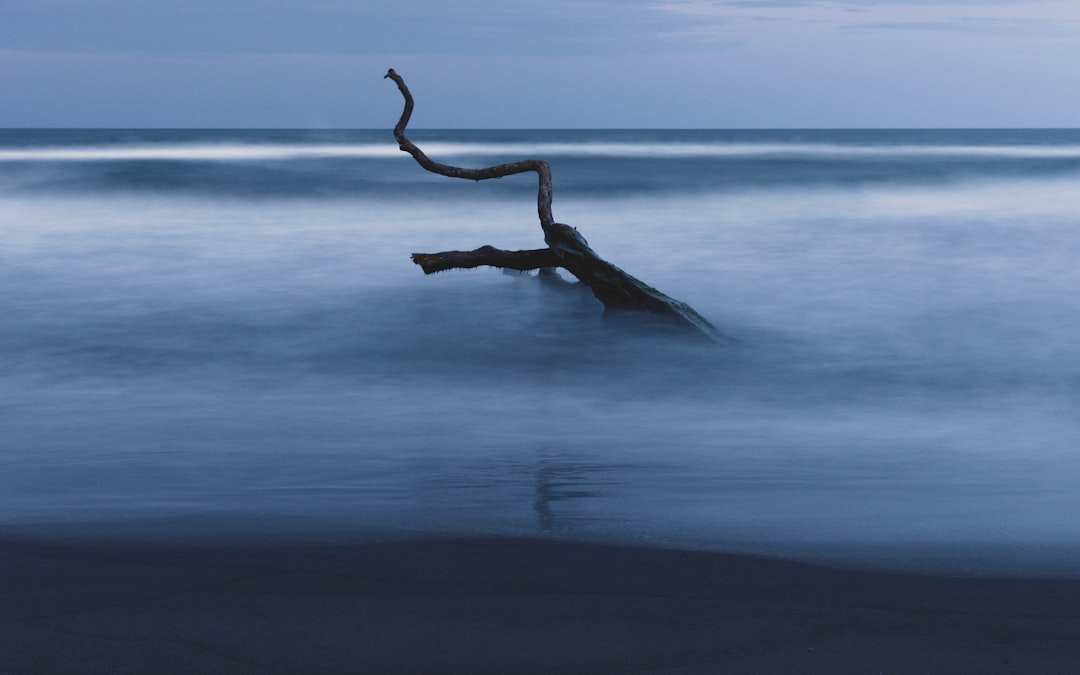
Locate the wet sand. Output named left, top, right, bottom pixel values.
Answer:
left=3, top=536, right=1080, bottom=673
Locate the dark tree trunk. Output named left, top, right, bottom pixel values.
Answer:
left=384, top=69, right=731, bottom=342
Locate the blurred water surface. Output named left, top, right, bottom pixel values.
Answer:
left=2, top=129, right=1079, bottom=574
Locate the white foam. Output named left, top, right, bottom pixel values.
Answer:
left=0, top=143, right=403, bottom=162
left=3, top=141, right=1080, bottom=162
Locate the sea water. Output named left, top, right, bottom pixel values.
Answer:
left=2, top=129, right=1079, bottom=574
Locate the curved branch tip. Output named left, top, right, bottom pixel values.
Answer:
left=383, top=68, right=555, bottom=228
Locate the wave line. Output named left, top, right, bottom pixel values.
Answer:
left=4, top=142, right=1080, bottom=162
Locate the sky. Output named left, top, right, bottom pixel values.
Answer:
left=1, top=0, right=1078, bottom=128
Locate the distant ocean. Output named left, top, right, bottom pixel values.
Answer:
left=3, top=129, right=1079, bottom=575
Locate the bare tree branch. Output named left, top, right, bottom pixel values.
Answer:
left=411, top=246, right=560, bottom=275
left=384, top=68, right=555, bottom=228
left=384, top=69, right=732, bottom=342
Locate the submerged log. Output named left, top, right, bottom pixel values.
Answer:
left=384, top=68, right=731, bottom=341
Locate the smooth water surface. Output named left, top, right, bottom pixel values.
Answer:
left=2, top=129, right=1079, bottom=574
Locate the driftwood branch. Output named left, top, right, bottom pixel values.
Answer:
left=384, top=68, right=554, bottom=228
left=411, top=247, right=559, bottom=275
left=385, top=68, right=731, bottom=342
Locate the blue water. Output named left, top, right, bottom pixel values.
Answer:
left=3, top=129, right=1080, bottom=575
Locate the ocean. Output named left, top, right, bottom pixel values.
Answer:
left=2, top=129, right=1079, bottom=575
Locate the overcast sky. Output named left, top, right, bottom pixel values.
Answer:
left=2, top=0, right=1078, bottom=127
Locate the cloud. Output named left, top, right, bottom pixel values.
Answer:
left=0, top=0, right=682, bottom=57
left=654, top=0, right=1080, bottom=37
left=707, top=0, right=1060, bottom=6
left=708, top=1, right=819, bottom=7
left=851, top=16, right=1077, bottom=34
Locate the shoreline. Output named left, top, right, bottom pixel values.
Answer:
left=4, top=535, right=1080, bottom=673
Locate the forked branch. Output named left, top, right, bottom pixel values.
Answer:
left=411, top=247, right=559, bottom=275
left=384, top=69, right=731, bottom=341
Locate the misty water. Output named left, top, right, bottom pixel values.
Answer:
left=2, top=129, right=1079, bottom=575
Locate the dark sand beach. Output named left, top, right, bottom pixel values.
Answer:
left=3, top=536, right=1080, bottom=674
